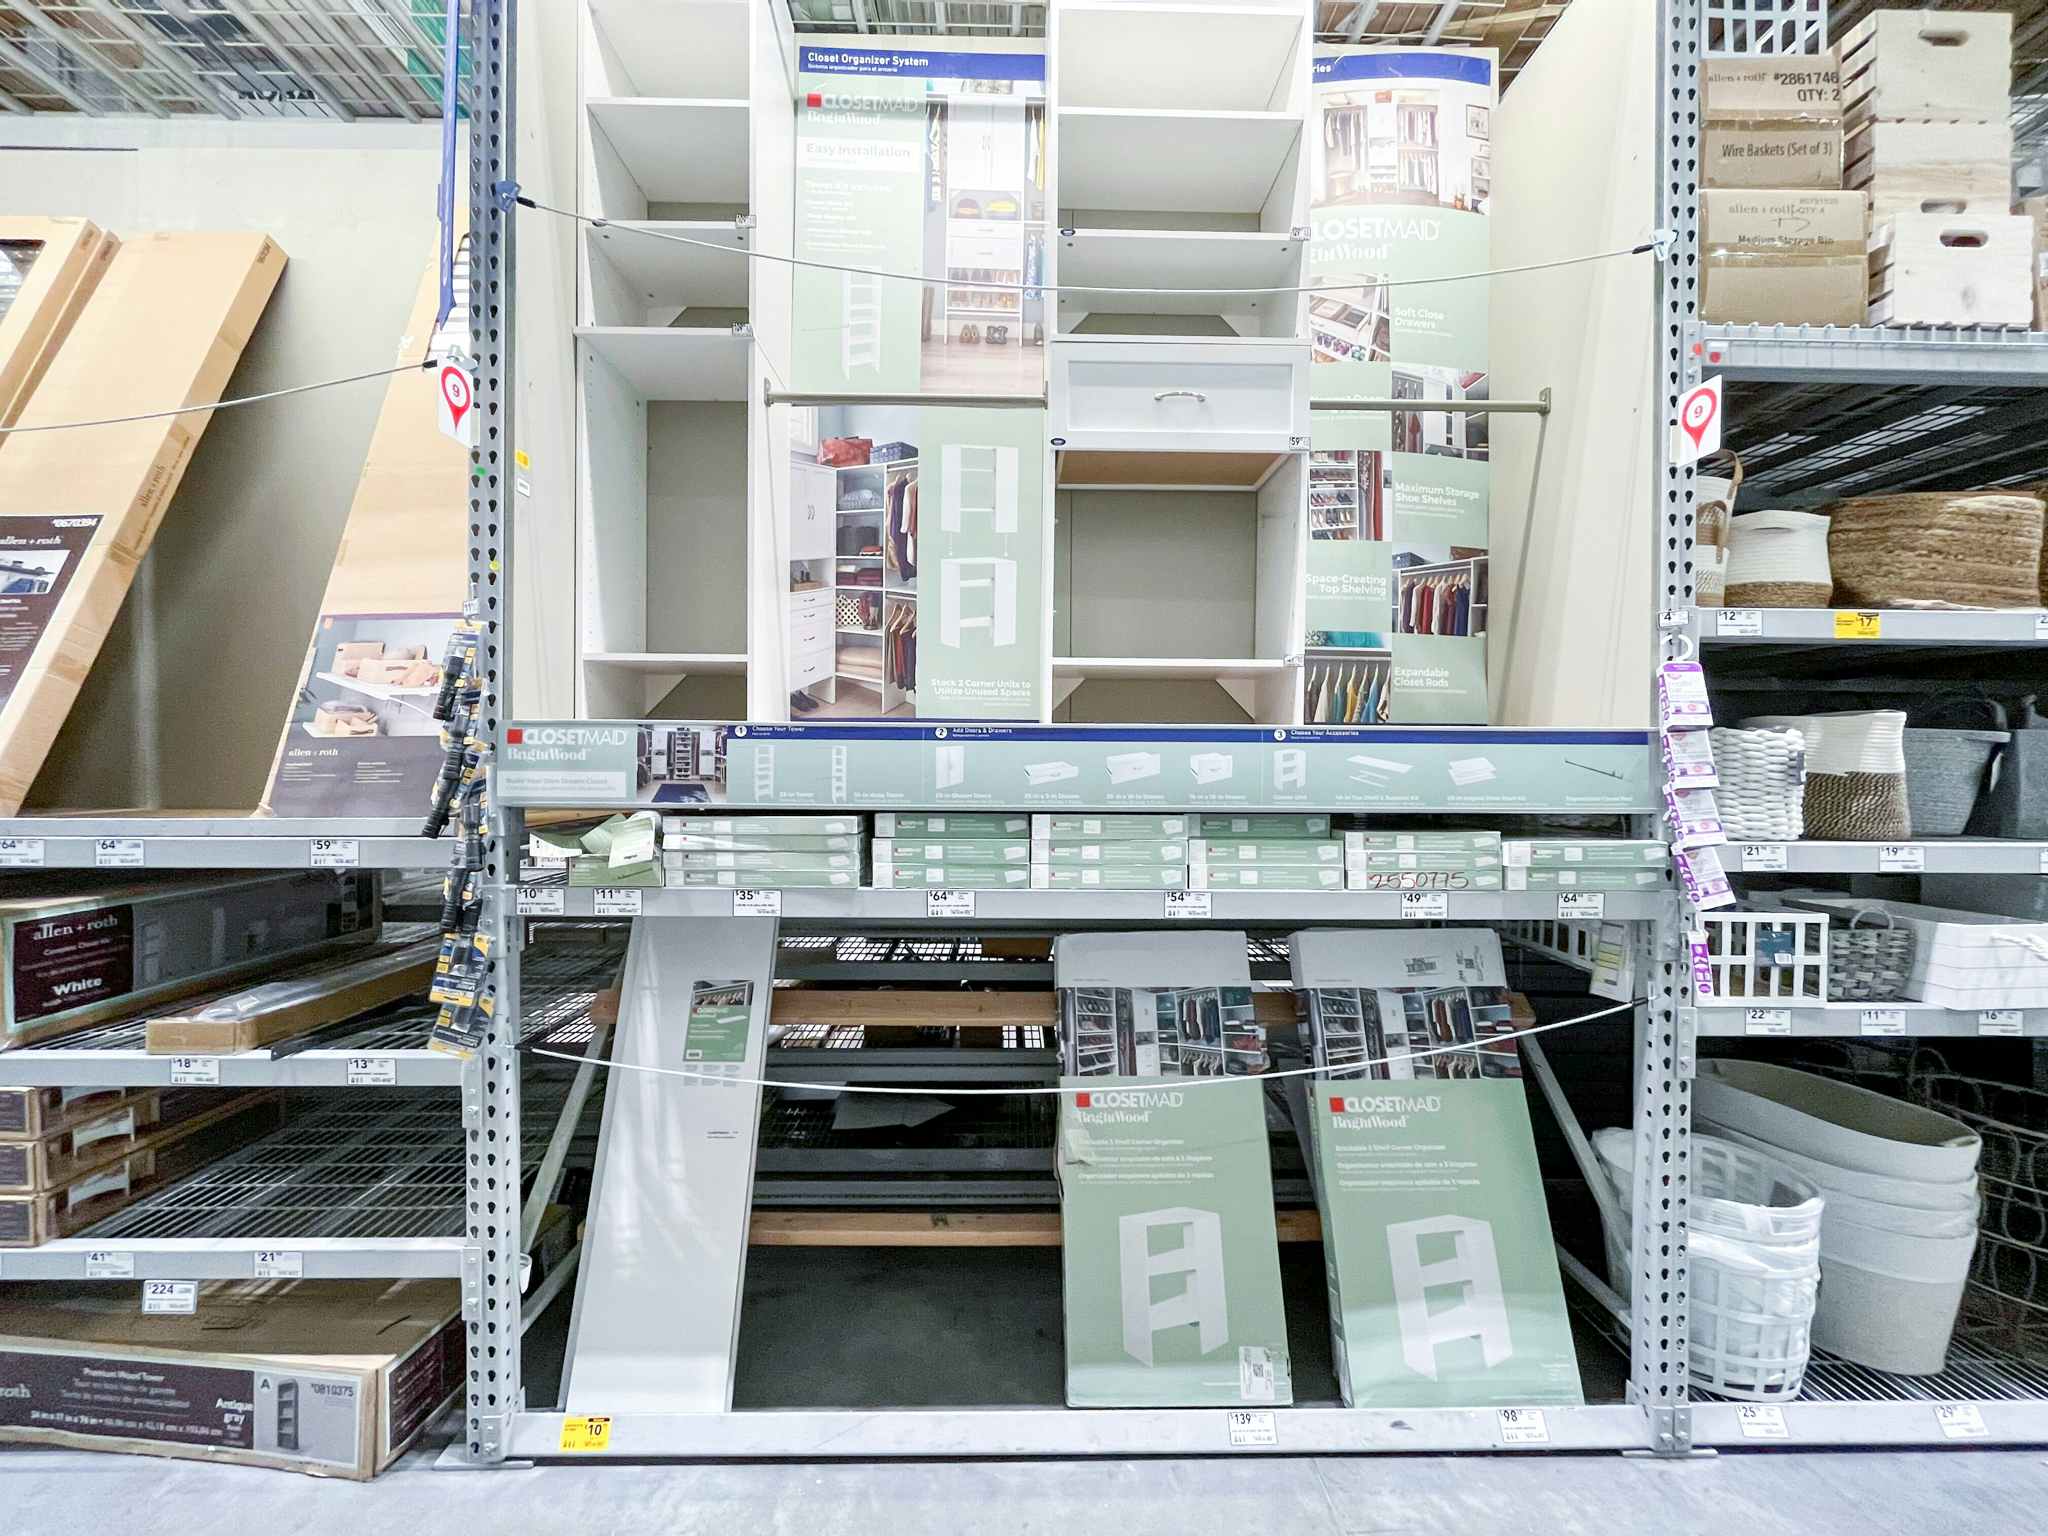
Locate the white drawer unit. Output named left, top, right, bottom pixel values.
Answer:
left=1048, top=338, right=1310, bottom=455
left=790, top=648, right=831, bottom=689
left=790, top=588, right=832, bottom=625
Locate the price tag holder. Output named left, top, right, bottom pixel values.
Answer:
left=1878, top=844, right=1924, bottom=873
left=1163, top=891, right=1212, bottom=919
left=85, top=1250, right=135, bottom=1279
left=346, top=1055, right=396, bottom=1086
left=94, top=837, right=144, bottom=868
left=731, top=889, right=782, bottom=917
left=559, top=1415, right=612, bottom=1453
left=0, top=837, right=44, bottom=867
left=516, top=886, right=566, bottom=917
left=593, top=888, right=644, bottom=917
left=1225, top=1409, right=1277, bottom=1448
left=1744, top=1008, right=1792, bottom=1037
left=1496, top=1407, right=1549, bottom=1444
left=1739, top=843, right=1787, bottom=871
left=1736, top=1405, right=1788, bottom=1440
left=1717, top=609, right=1763, bottom=637
left=927, top=889, right=976, bottom=919
left=1401, top=892, right=1450, bottom=920
left=1557, top=893, right=1606, bottom=920
left=2036, top=614, right=2048, bottom=641
left=309, top=837, right=360, bottom=868
left=1832, top=610, right=1882, bottom=640
left=1978, top=1010, right=2024, bottom=1037
left=1859, top=1007, right=1907, bottom=1037
left=169, top=1056, right=220, bottom=1086
left=253, top=1250, right=304, bottom=1279
left=1934, top=1403, right=1988, bottom=1440
left=142, top=1280, right=198, bottom=1315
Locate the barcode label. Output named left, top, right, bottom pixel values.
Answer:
left=1238, top=1346, right=1275, bottom=1404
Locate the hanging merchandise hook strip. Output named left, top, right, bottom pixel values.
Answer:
left=524, top=994, right=1644, bottom=1098
left=0, top=359, right=431, bottom=435
left=514, top=194, right=1658, bottom=301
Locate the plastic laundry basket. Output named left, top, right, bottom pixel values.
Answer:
left=1594, top=1128, right=1823, bottom=1401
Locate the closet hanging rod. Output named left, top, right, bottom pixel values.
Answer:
left=765, top=385, right=1047, bottom=410
left=1318, top=388, right=1550, bottom=416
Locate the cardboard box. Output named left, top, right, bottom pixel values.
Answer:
left=1842, top=10, right=2012, bottom=128
left=0, top=231, right=283, bottom=815
left=0, top=1089, right=160, bottom=1192
left=1702, top=190, right=1869, bottom=326
left=1845, top=120, right=2012, bottom=220
left=0, top=1082, right=129, bottom=1139
left=772, top=989, right=1057, bottom=1030
left=144, top=937, right=437, bottom=1055
left=2021, top=197, right=2048, bottom=330
left=1705, top=50, right=1841, bottom=120
left=0, top=219, right=117, bottom=428
left=1870, top=211, right=2036, bottom=328
left=1704, top=119, right=1844, bottom=189
left=0, top=1280, right=463, bottom=1478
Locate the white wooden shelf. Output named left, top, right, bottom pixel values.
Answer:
left=1056, top=4, right=1303, bottom=113
left=582, top=651, right=748, bottom=676
left=1057, top=229, right=1299, bottom=317
left=586, top=221, right=751, bottom=314
left=1057, top=108, right=1302, bottom=213
left=1053, top=656, right=1292, bottom=682
left=586, top=0, right=749, bottom=99
left=577, top=326, right=750, bottom=400
left=588, top=97, right=750, bottom=206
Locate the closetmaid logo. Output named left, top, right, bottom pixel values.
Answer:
left=504, top=727, right=630, bottom=747
left=1075, top=1089, right=1184, bottom=1110
left=1330, top=1093, right=1442, bottom=1129
left=804, top=90, right=925, bottom=113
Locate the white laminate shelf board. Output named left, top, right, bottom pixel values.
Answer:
left=1057, top=229, right=1300, bottom=316
left=1057, top=108, right=1302, bottom=214
left=586, top=221, right=751, bottom=312
left=577, top=327, right=751, bottom=401
left=1056, top=5, right=1303, bottom=114
left=586, top=0, right=750, bottom=100
left=1053, top=656, right=1292, bottom=681
left=583, top=652, right=749, bottom=675
left=588, top=98, right=750, bottom=206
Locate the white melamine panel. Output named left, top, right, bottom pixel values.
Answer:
left=1058, top=108, right=1302, bottom=214
left=580, top=344, right=649, bottom=676
left=1056, top=229, right=1301, bottom=320
left=577, top=326, right=751, bottom=400
left=647, top=401, right=749, bottom=654
left=586, top=0, right=750, bottom=98
left=748, top=0, right=798, bottom=372
left=584, top=652, right=749, bottom=673
left=585, top=222, right=751, bottom=323
left=589, top=98, right=751, bottom=208
left=1253, top=452, right=1304, bottom=671
left=1058, top=488, right=1258, bottom=658
left=1056, top=5, right=1303, bottom=114
left=1052, top=656, right=1289, bottom=681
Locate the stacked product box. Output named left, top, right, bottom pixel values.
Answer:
left=870, top=814, right=1034, bottom=890
left=1187, top=814, right=1341, bottom=892
left=1342, top=829, right=1502, bottom=892
left=1030, top=814, right=1190, bottom=891
left=1503, top=838, right=1670, bottom=893
left=661, top=815, right=867, bottom=888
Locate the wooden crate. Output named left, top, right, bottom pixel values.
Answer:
left=0, top=1090, right=161, bottom=1193
left=1869, top=212, right=2035, bottom=328
left=1844, top=120, right=2011, bottom=221
left=1841, top=10, right=2011, bottom=130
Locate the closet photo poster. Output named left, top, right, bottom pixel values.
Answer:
left=1304, top=48, right=1494, bottom=725
left=793, top=46, right=1047, bottom=396
left=786, top=403, right=1045, bottom=721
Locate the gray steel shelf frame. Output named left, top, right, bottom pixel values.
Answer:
left=1722, top=840, right=2048, bottom=875
left=0, top=816, right=445, bottom=869
left=1689, top=607, right=2048, bottom=647
left=1693, top=323, right=2048, bottom=384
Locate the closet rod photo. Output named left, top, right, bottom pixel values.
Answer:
left=765, top=386, right=1048, bottom=410
left=1318, top=387, right=1551, bottom=416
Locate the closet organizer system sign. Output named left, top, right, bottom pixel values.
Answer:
left=1304, top=50, right=1494, bottom=726
left=789, top=47, right=1049, bottom=722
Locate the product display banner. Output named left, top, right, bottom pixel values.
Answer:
left=1057, top=1077, right=1292, bottom=1407
left=1306, top=1076, right=1585, bottom=1409
left=497, top=721, right=1658, bottom=812
left=0, top=515, right=100, bottom=714
left=1306, top=48, right=1495, bottom=726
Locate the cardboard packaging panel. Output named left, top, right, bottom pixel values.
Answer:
left=0, top=1280, right=463, bottom=1478
left=2020, top=197, right=2048, bottom=330
left=144, top=937, right=438, bottom=1054
left=0, top=231, right=284, bottom=816
left=1844, top=120, right=2012, bottom=220
left=0, top=219, right=117, bottom=428
left=1869, top=212, right=2036, bottom=329
left=1704, top=51, right=1841, bottom=120
left=1703, top=120, right=1844, bottom=190
left=1702, top=190, right=1869, bottom=327
left=1841, top=10, right=2012, bottom=127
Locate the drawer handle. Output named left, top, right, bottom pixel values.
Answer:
left=1153, top=389, right=1208, bottom=403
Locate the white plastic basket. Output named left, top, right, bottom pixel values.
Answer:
left=1699, top=907, right=1828, bottom=1003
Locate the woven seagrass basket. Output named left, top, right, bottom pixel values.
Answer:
left=1825, top=492, right=2045, bottom=609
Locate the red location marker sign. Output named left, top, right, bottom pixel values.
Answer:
left=1672, top=375, right=1722, bottom=464
left=438, top=362, right=474, bottom=444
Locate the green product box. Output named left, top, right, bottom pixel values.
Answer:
left=1033, top=814, right=1194, bottom=840
left=1504, top=840, right=1667, bottom=868
left=871, top=865, right=1033, bottom=890
left=1191, top=865, right=1345, bottom=891
left=1192, top=814, right=1333, bottom=839
left=1346, top=869, right=1503, bottom=892
left=662, top=815, right=865, bottom=836
left=1033, top=840, right=1189, bottom=866
left=667, top=868, right=862, bottom=888
left=1058, top=1078, right=1293, bottom=1407
left=1506, top=868, right=1666, bottom=891
left=567, top=856, right=662, bottom=888
left=1033, top=866, right=1186, bottom=890
left=872, top=839, right=1033, bottom=866
left=873, top=814, right=1030, bottom=837
left=1359, top=850, right=1502, bottom=873
left=1189, top=840, right=1344, bottom=867
left=664, top=834, right=864, bottom=854
left=661, top=850, right=864, bottom=873
left=1344, top=831, right=1503, bottom=854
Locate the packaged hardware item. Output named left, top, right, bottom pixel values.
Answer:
left=664, top=834, right=864, bottom=854
left=1503, top=840, right=1668, bottom=868
left=1033, top=866, right=1186, bottom=890
left=873, top=839, right=1033, bottom=865
left=1033, top=839, right=1189, bottom=865
left=1193, top=814, right=1333, bottom=838
left=663, top=849, right=864, bottom=874
left=870, top=864, right=1033, bottom=890
left=666, top=815, right=865, bottom=836
left=1187, top=840, right=1344, bottom=867
left=1357, top=850, right=1503, bottom=872
left=1701, top=190, right=1868, bottom=326
left=873, top=813, right=1029, bottom=837
left=1033, top=814, right=1194, bottom=840
left=1344, top=830, right=1503, bottom=855
left=667, top=868, right=861, bottom=888
left=1506, top=868, right=1667, bottom=891
left=1191, top=866, right=1345, bottom=891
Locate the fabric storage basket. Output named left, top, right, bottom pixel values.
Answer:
left=1826, top=907, right=1915, bottom=1002
left=1901, top=702, right=2008, bottom=837
left=1694, top=451, right=1742, bottom=608
left=1709, top=726, right=1806, bottom=840
left=1974, top=694, right=2048, bottom=838
left=1825, top=492, right=2046, bottom=609
left=1725, top=510, right=1832, bottom=607
left=1744, top=711, right=1911, bottom=840
left=1792, top=896, right=2048, bottom=1009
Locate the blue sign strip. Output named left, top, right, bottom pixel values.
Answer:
left=800, top=46, right=1046, bottom=81
left=713, top=723, right=1647, bottom=746
left=1314, top=51, right=1494, bottom=87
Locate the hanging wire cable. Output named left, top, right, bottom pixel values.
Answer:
left=526, top=994, right=1643, bottom=1097
left=0, top=360, right=432, bottom=436
left=516, top=194, right=1659, bottom=299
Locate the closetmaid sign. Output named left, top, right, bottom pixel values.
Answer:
left=498, top=725, right=637, bottom=801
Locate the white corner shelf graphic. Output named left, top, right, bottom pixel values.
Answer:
left=1691, top=607, right=2048, bottom=646
left=1723, top=840, right=2048, bottom=875
left=1057, top=108, right=1303, bottom=213
left=577, top=325, right=751, bottom=400
left=586, top=0, right=749, bottom=99
left=0, top=815, right=443, bottom=869
left=1057, top=229, right=1300, bottom=317
left=586, top=220, right=751, bottom=312
left=587, top=97, right=751, bottom=206
left=1056, top=3, right=1304, bottom=114
left=1691, top=323, right=2048, bottom=383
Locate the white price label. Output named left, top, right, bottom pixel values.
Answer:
left=2036, top=613, right=2048, bottom=640
left=346, top=1055, right=396, bottom=1086
left=1744, top=1008, right=1792, bottom=1036
left=1740, top=843, right=1787, bottom=871
left=1401, top=892, right=1450, bottom=920
left=1658, top=607, right=1688, bottom=630
left=1877, top=843, right=1924, bottom=873
left=141, top=1280, right=197, bottom=1315
left=1736, top=1405, right=1788, bottom=1439
left=1557, top=893, right=1606, bottom=920
left=1978, top=1010, right=2025, bottom=1037
left=310, top=837, right=360, bottom=868
left=1717, top=609, right=1763, bottom=637
left=1496, top=1408, right=1549, bottom=1444
left=731, top=889, right=782, bottom=917
left=1163, top=891, right=1212, bottom=919
left=0, top=837, right=45, bottom=867
left=1225, top=1409, right=1277, bottom=1448
left=1934, top=1403, right=1988, bottom=1440
left=593, top=888, right=643, bottom=917
left=94, top=837, right=143, bottom=868
left=85, top=1250, right=135, bottom=1279
left=516, top=886, right=566, bottom=917
left=1859, top=1007, right=1907, bottom=1037
left=2040, top=848, right=2048, bottom=876
left=168, top=1056, right=219, bottom=1086
left=253, top=1250, right=304, bottom=1279
left=927, top=889, right=976, bottom=919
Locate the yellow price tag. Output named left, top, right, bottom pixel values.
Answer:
left=514, top=448, right=531, bottom=470
left=1832, top=610, right=1881, bottom=639
left=559, top=1414, right=611, bottom=1452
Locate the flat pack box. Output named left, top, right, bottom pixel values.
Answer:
left=0, top=231, right=283, bottom=816
left=1703, top=120, right=1843, bottom=190
left=1704, top=50, right=1842, bottom=121
left=1844, top=120, right=2012, bottom=220
left=1841, top=10, right=2012, bottom=128
left=1869, top=211, right=2035, bottom=328
left=0, top=1280, right=462, bottom=1478
left=0, top=872, right=379, bottom=1049
left=144, top=936, right=437, bottom=1055
left=2019, top=196, right=2048, bottom=329
left=0, top=219, right=117, bottom=428
left=1702, top=190, right=1869, bottom=326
